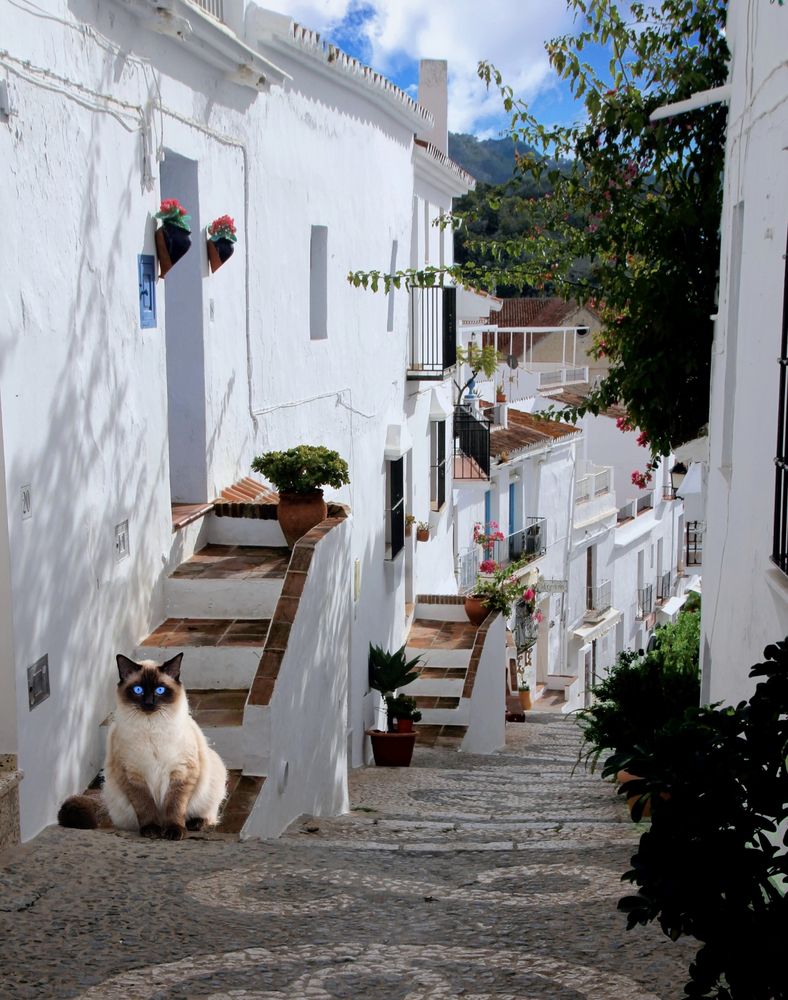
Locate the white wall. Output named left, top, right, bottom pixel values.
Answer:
left=701, top=0, right=788, bottom=705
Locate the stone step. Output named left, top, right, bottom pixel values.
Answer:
left=165, top=544, right=289, bottom=619
left=402, top=665, right=467, bottom=698
left=219, top=771, right=267, bottom=836
left=135, top=618, right=269, bottom=689
left=190, top=688, right=247, bottom=770
left=414, top=724, right=468, bottom=748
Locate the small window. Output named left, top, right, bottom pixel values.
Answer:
left=430, top=420, right=446, bottom=511
left=309, top=225, right=328, bottom=340
left=385, top=457, right=405, bottom=560
left=138, top=254, right=157, bottom=329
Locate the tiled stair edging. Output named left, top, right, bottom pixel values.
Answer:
left=241, top=509, right=352, bottom=840
left=0, top=756, right=23, bottom=851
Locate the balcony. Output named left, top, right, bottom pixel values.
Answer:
left=407, top=286, right=457, bottom=380
left=575, top=462, right=611, bottom=504
left=538, top=366, right=589, bottom=390
left=190, top=0, right=224, bottom=18
left=636, top=490, right=654, bottom=514
left=636, top=584, right=654, bottom=620
left=453, top=404, right=491, bottom=480
left=491, top=517, right=547, bottom=567
left=657, top=571, right=672, bottom=603
left=584, top=579, right=612, bottom=623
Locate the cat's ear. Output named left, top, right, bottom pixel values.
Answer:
left=160, top=653, right=183, bottom=683
left=116, top=654, right=139, bottom=682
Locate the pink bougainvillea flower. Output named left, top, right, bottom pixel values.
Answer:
left=523, top=588, right=535, bottom=602
left=636, top=431, right=649, bottom=448
left=479, top=559, right=499, bottom=574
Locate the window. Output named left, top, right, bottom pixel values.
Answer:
left=430, top=420, right=446, bottom=511
left=385, top=457, right=405, bottom=560
left=138, top=255, right=157, bottom=329
left=772, top=227, right=788, bottom=575
left=309, top=225, right=328, bottom=340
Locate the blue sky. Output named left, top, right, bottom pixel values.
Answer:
left=263, top=1, right=612, bottom=138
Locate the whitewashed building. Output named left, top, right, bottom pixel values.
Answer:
left=0, top=1, right=494, bottom=843
left=700, top=0, right=788, bottom=705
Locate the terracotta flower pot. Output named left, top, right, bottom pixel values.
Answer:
left=277, top=489, right=327, bottom=547
left=518, top=689, right=532, bottom=711
left=207, top=236, right=235, bottom=273
left=155, top=221, right=191, bottom=278
left=464, top=595, right=488, bottom=627
left=616, top=770, right=670, bottom=818
left=416, top=527, right=429, bottom=542
left=395, top=718, right=414, bottom=734
left=366, top=729, right=416, bottom=767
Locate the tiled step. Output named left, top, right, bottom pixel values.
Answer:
left=207, top=512, right=286, bottom=548
left=414, top=695, right=461, bottom=711
left=412, top=695, right=469, bottom=726
left=404, top=665, right=467, bottom=698
left=404, top=618, right=476, bottom=669
left=165, top=545, right=289, bottom=619
left=190, top=688, right=247, bottom=769
left=135, top=618, right=269, bottom=689
left=414, top=724, right=468, bottom=748
left=216, top=771, right=266, bottom=835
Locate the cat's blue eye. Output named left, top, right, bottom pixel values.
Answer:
left=132, top=685, right=143, bottom=695
left=155, top=686, right=166, bottom=696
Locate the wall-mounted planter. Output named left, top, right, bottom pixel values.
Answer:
left=207, top=215, right=238, bottom=273
left=154, top=199, right=192, bottom=278
left=155, top=222, right=192, bottom=278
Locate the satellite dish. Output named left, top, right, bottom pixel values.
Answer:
left=507, top=354, right=518, bottom=370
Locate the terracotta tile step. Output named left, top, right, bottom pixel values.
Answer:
left=216, top=771, right=266, bottom=834
left=414, top=696, right=461, bottom=710
left=407, top=619, right=478, bottom=650
left=415, top=724, right=468, bottom=748
left=189, top=688, right=247, bottom=727
left=140, top=618, right=271, bottom=648
left=172, top=503, right=214, bottom=532
left=171, top=544, right=290, bottom=580
left=418, top=666, right=467, bottom=680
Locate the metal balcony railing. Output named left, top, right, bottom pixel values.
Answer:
left=491, top=516, right=547, bottom=567
left=637, top=584, right=654, bottom=620
left=586, top=579, right=612, bottom=614
left=513, top=600, right=539, bottom=651
left=407, top=285, right=457, bottom=379
left=657, top=571, right=672, bottom=602
left=686, top=520, right=704, bottom=566
left=190, top=0, right=225, bottom=19
left=457, top=547, right=480, bottom=593
left=453, top=404, right=491, bottom=480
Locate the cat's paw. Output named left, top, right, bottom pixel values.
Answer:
left=139, top=823, right=162, bottom=839
left=186, top=817, right=206, bottom=832
left=163, top=824, right=186, bottom=841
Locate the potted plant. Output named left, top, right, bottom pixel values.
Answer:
left=365, top=643, right=422, bottom=766
left=405, top=513, right=416, bottom=536
left=251, top=445, right=349, bottom=547
left=154, top=198, right=192, bottom=277
left=518, top=683, right=532, bottom=711
left=206, top=214, right=237, bottom=272
left=464, top=567, right=519, bottom=626
left=416, top=520, right=430, bottom=542
left=496, top=382, right=507, bottom=403
left=384, top=693, right=422, bottom=733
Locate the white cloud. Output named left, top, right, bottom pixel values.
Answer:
left=259, top=1, right=576, bottom=134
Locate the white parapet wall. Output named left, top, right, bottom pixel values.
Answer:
left=462, top=613, right=506, bottom=755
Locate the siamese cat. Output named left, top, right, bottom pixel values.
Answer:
left=59, top=653, right=227, bottom=840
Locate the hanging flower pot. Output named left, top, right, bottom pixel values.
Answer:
left=206, top=214, right=237, bottom=273
left=154, top=198, right=192, bottom=278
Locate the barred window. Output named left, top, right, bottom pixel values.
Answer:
left=772, top=229, right=788, bottom=575
left=385, top=457, right=404, bottom=560
left=430, top=420, right=446, bottom=511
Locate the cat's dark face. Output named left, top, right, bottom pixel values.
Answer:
left=116, top=653, right=183, bottom=713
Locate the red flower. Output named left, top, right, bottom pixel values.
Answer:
left=209, top=214, right=236, bottom=235
left=159, top=198, right=187, bottom=216
left=636, top=431, right=648, bottom=448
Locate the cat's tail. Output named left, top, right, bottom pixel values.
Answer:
left=58, top=794, right=107, bottom=830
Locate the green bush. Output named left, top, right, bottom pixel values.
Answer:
left=251, top=445, right=349, bottom=494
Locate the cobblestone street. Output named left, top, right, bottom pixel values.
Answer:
left=0, top=714, right=693, bottom=998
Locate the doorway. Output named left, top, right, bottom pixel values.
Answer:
left=160, top=152, right=207, bottom=502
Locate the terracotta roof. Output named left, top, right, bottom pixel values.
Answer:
left=497, top=297, right=600, bottom=328
left=546, top=384, right=628, bottom=421
left=488, top=407, right=581, bottom=458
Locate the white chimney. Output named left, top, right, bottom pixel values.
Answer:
left=417, top=59, right=448, bottom=155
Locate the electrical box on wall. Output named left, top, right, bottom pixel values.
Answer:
left=28, top=655, right=50, bottom=710
left=138, top=254, right=157, bottom=328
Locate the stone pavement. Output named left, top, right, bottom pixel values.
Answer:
left=0, top=714, right=693, bottom=998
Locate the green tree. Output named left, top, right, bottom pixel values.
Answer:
left=348, top=0, right=730, bottom=455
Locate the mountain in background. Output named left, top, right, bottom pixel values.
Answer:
left=448, top=133, right=518, bottom=185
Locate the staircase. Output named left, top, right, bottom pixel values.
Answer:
left=401, top=596, right=506, bottom=754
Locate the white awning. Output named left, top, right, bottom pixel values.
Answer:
left=384, top=423, right=413, bottom=460
left=572, top=608, right=622, bottom=643
left=428, top=388, right=452, bottom=421
left=657, top=596, right=686, bottom=624
left=681, top=462, right=703, bottom=495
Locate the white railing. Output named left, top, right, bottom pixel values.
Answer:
left=586, top=579, right=612, bottom=613
left=457, top=547, right=480, bottom=593
left=636, top=490, right=655, bottom=514
left=575, top=463, right=611, bottom=503
left=190, top=0, right=224, bottom=20
left=537, top=366, right=589, bottom=390
left=637, top=584, right=654, bottom=619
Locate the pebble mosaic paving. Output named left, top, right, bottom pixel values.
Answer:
left=0, top=714, right=694, bottom=998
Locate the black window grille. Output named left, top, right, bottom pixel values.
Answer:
left=407, top=286, right=457, bottom=379
left=772, top=229, right=788, bottom=575
left=453, top=404, right=491, bottom=480
left=686, top=521, right=704, bottom=567
left=386, top=457, right=404, bottom=560
left=430, top=420, right=447, bottom=511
